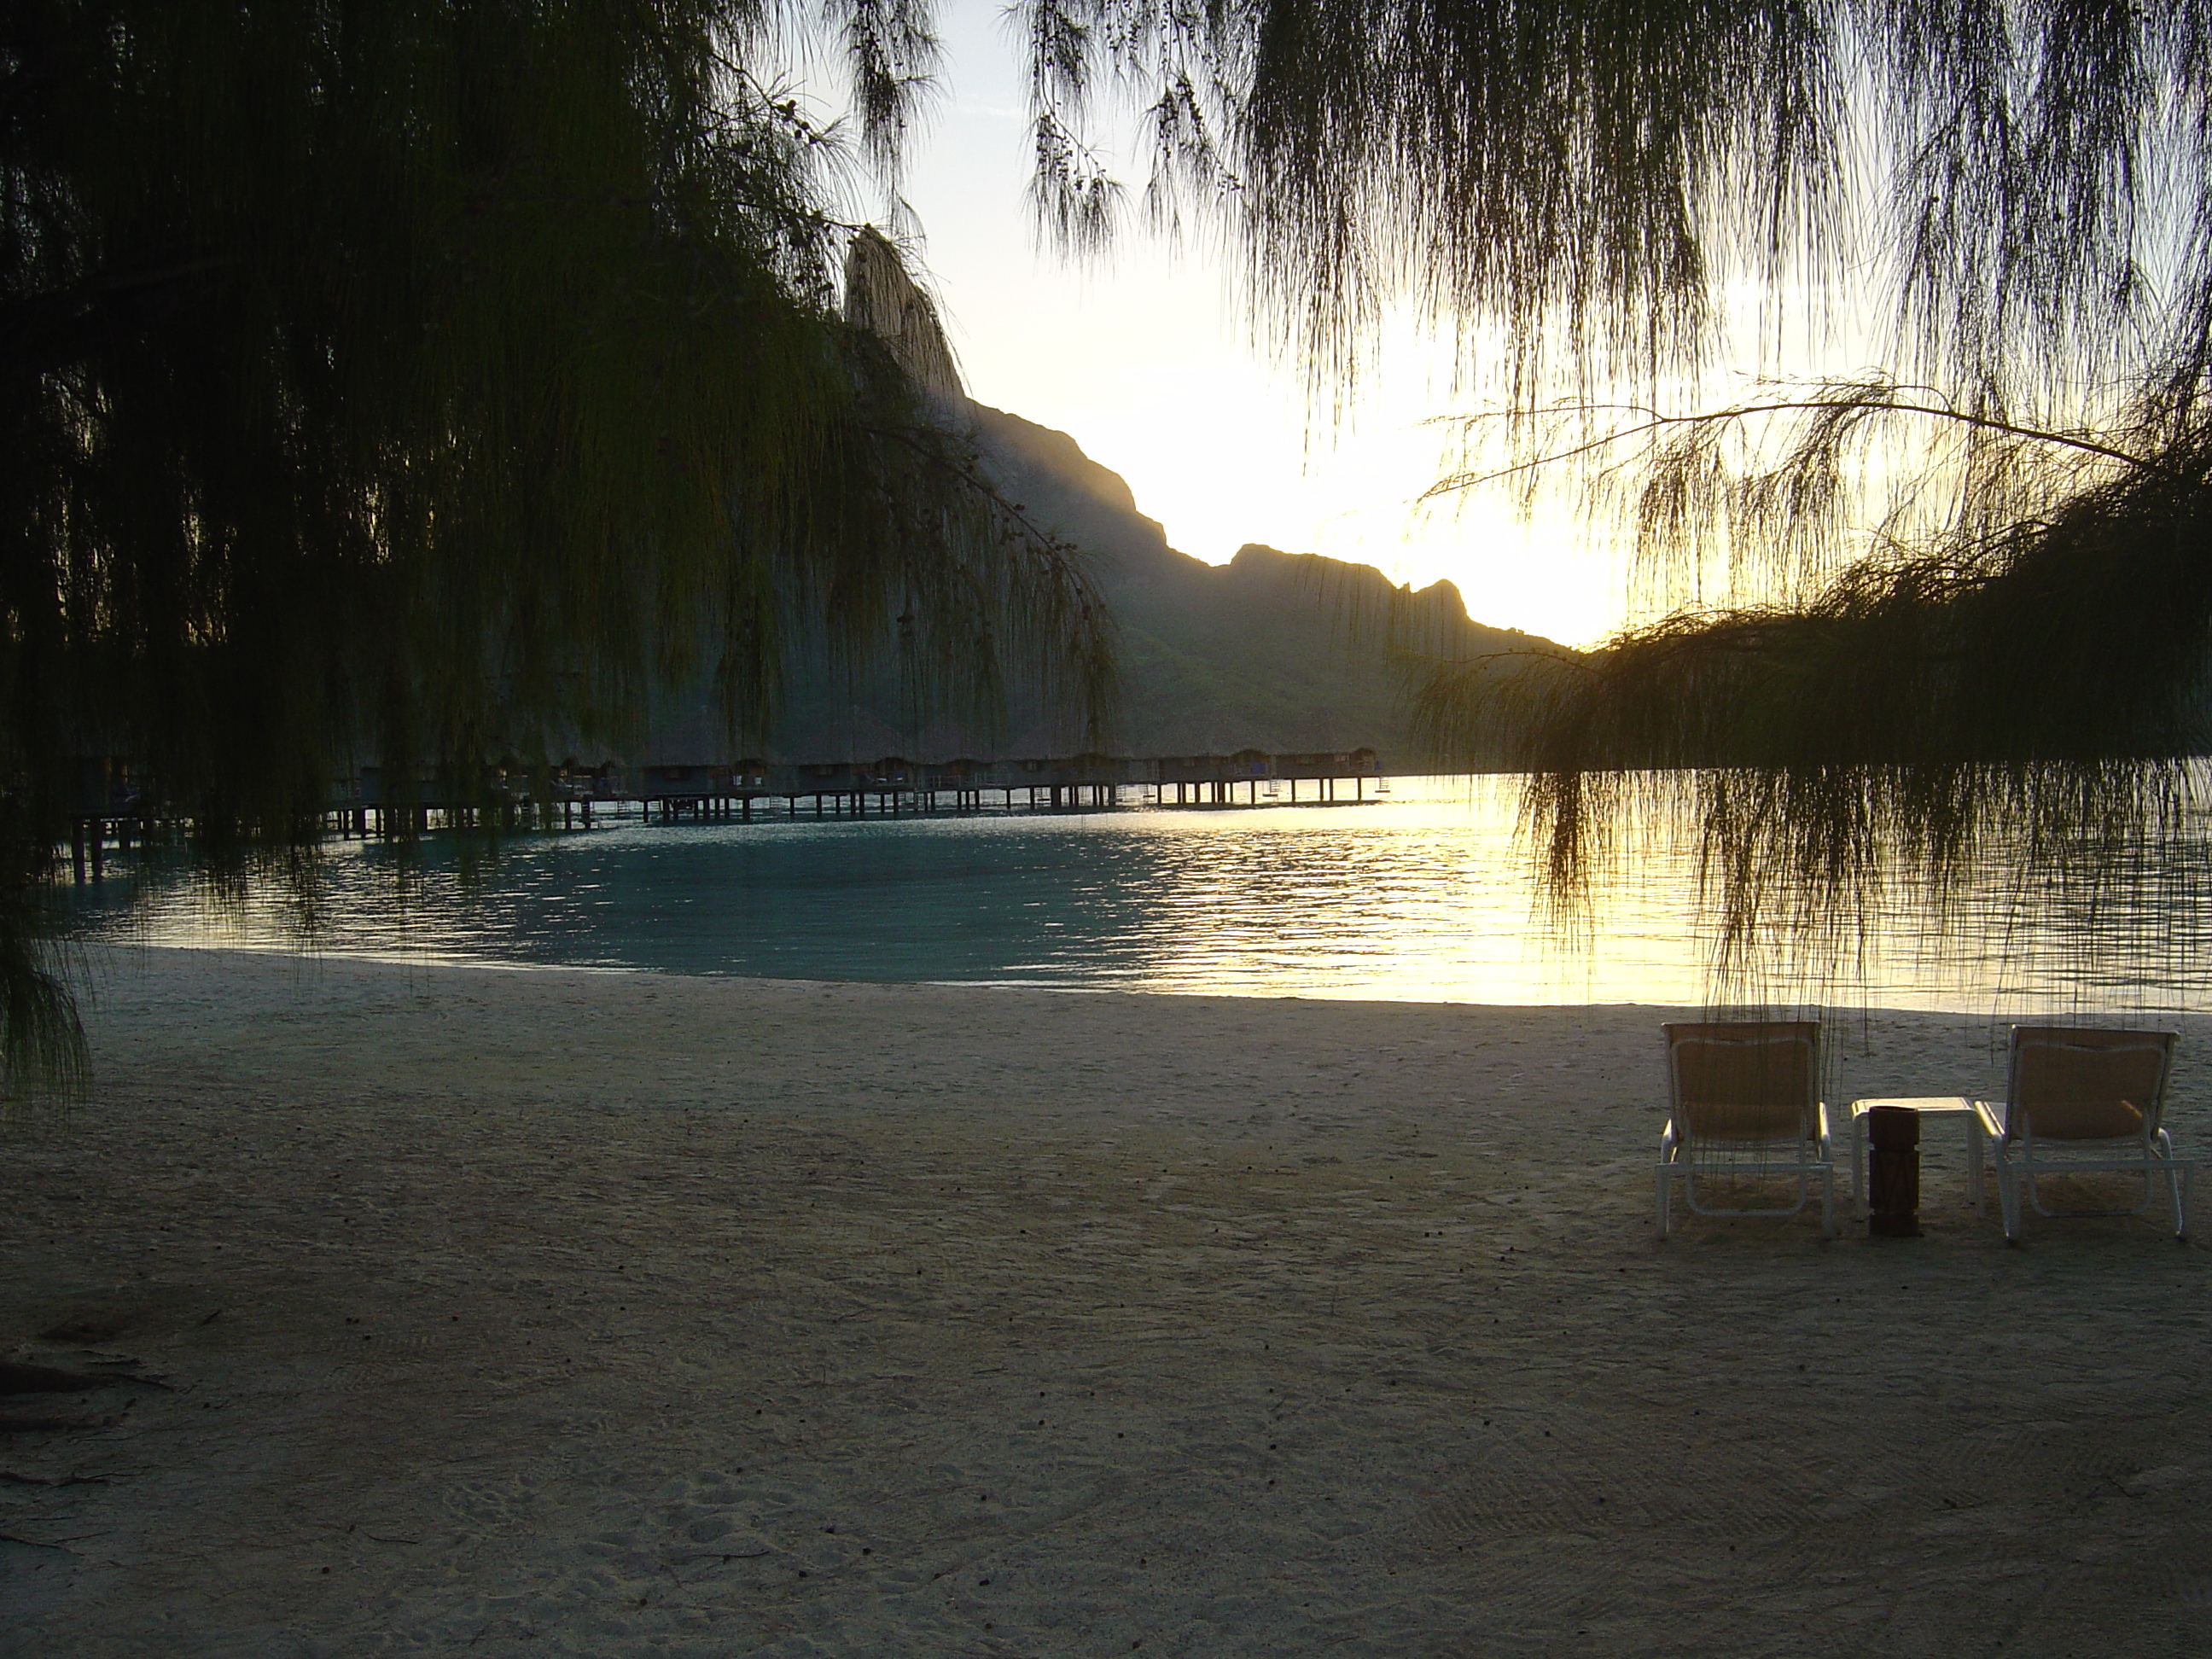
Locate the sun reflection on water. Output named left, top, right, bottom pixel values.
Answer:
left=55, top=776, right=2212, bottom=1013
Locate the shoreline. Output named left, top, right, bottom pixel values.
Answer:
left=5, top=948, right=2209, bottom=1655
left=69, top=934, right=2200, bottom=1022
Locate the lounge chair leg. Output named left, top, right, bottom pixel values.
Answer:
left=1999, top=1163, right=2022, bottom=1243
left=1656, top=1164, right=1671, bottom=1235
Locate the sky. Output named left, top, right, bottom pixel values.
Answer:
left=864, top=2, right=1630, bottom=649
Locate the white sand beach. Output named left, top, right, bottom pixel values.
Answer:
left=4, top=947, right=2210, bottom=1656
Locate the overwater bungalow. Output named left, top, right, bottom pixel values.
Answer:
left=1274, top=748, right=1375, bottom=777
left=626, top=762, right=731, bottom=806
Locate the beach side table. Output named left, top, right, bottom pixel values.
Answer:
left=1848, top=1097, right=1986, bottom=1219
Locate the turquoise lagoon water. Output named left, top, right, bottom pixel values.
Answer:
left=55, top=776, right=2212, bottom=1012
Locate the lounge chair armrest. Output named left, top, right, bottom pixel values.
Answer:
left=1972, top=1099, right=2006, bottom=1138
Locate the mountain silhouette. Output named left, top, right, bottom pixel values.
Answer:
left=644, top=402, right=1564, bottom=769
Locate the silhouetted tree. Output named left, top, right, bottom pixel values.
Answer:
left=1022, top=1, right=2212, bottom=988
left=0, top=3, right=1110, bottom=1088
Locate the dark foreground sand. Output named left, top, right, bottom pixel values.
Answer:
left=3, top=948, right=2210, bottom=1657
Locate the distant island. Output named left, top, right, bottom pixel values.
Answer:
left=649, top=402, right=1565, bottom=771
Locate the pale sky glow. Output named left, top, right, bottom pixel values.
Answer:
left=882, top=2, right=1634, bottom=649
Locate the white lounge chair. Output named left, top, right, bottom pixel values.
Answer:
left=1976, top=1027, right=2194, bottom=1243
left=1657, top=1022, right=1835, bottom=1237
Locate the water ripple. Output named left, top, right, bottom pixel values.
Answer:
left=57, top=777, right=2212, bottom=1013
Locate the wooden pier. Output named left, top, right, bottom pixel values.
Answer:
left=58, top=748, right=1382, bottom=880
left=598, top=748, right=1379, bottom=822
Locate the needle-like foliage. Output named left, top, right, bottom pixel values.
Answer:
left=1023, top=1, right=2212, bottom=994
left=0, top=2, right=1111, bottom=1095
left=1023, top=2, right=2212, bottom=405
left=1406, top=375, right=2212, bottom=990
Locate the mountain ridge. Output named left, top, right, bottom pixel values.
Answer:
left=962, top=402, right=1557, bottom=765
left=656, top=402, right=1564, bottom=768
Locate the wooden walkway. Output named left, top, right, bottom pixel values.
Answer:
left=59, top=749, right=1386, bottom=880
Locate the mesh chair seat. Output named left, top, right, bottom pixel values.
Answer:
left=1978, top=1027, right=2193, bottom=1241
left=1657, top=1022, right=1834, bottom=1237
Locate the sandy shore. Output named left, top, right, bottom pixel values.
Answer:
left=3, top=948, right=2209, bottom=1656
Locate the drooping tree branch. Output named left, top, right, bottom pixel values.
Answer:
left=0, top=2, right=1116, bottom=1093
left=1430, top=390, right=2186, bottom=500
